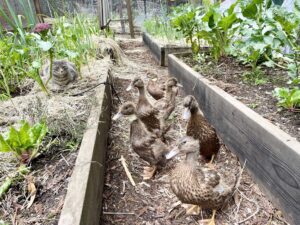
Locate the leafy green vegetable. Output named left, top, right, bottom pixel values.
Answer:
left=273, top=87, right=300, bottom=110
left=0, top=121, right=48, bottom=163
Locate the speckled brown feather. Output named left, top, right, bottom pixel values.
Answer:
left=187, top=111, right=220, bottom=160
left=130, top=119, right=168, bottom=166
left=135, top=86, right=161, bottom=133
left=170, top=161, right=235, bottom=209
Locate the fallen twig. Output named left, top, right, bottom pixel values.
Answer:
left=237, top=189, right=260, bottom=224
left=119, top=155, right=136, bottom=186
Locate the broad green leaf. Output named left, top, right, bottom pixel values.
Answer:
left=272, top=0, right=284, bottom=5
left=0, top=135, right=12, bottom=153
left=262, top=60, right=275, bottom=68
left=7, top=127, right=21, bottom=150
left=263, top=35, right=274, bottom=45
left=242, top=3, right=258, bottom=19
left=32, top=61, right=41, bottom=69
left=262, top=25, right=273, bottom=35
left=219, top=13, right=237, bottom=31
left=291, top=90, right=300, bottom=105
left=37, top=41, right=53, bottom=52
left=254, top=0, right=264, bottom=4
left=19, top=121, right=32, bottom=148
left=30, top=122, right=47, bottom=146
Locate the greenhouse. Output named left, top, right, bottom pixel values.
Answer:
left=0, top=0, right=299, bottom=225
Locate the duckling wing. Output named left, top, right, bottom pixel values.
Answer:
left=196, top=167, right=220, bottom=188
left=137, top=103, right=159, bottom=117
left=147, top=81, right=164, bottom=100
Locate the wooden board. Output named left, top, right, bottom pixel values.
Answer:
left=142, top=32, right=191, bottom=66
left=142, top=32, right=163, bottom=65
left=58, top=73, right=111, bottom=225
left=168, top=53, right=300, bottom=225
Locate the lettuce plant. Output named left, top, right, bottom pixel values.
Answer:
left=273, top=87, right=300, bottom=111
left=0, top=121, right=48, bottom=164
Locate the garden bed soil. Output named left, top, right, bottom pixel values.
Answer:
left=100, top=37, right=289, bottom=225
left=0, top=56, right=113, bottom=225
left=181, top=54, right=300, bottom=142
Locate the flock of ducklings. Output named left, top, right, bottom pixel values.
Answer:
left=113, top=77, right=237, bottom=225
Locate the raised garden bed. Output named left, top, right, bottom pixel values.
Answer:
left=168, top=53, right=300, bottom=225
left=142, top=32, right=191, bottom=66
left=0, top=57, right=113, bottom=225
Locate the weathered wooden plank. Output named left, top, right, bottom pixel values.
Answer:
left=168, top=53, right=300, bottom=225
left=142, top=32, right=163, bottom=65
left=142, top=32, right=191, bottom=66
left=58, top=73, right=111, bottom=225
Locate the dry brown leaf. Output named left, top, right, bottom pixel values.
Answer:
left=27, top=178, right=37, bottom=209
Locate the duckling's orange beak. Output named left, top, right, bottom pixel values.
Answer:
left=112, top=112, right=123, bottom=120
left=166, top=147, right=180, bottom=159
left=182, top=107, right=191, bottom=120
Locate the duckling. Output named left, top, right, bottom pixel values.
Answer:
left=183, top=95, right=220, bottom=162
left=113, top=102, right=169, bottom=180
left=147, top=76, right=165, bottom=100
left=166, top=136, right=237, bottom=225
left=157, top=77, right=181, bottom=121
left=126, top=77, right=161, bottom=134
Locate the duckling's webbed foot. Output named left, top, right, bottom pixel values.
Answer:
left=142, top=165, right=157, bottom=180
left=199, top=209, right=216, bottom=225
left=182, top=204, right=201, bottom=215
left=207, top=154, right=216, bottom=169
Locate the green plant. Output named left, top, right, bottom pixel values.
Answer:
left=143, top=16, right=182, bottom=42
left=242, top=68, right=268, bottom=85
left=248, top=103, right=258, bottom=109
left=171, top=4, right=203, bottom=54
left=0, top=121, right=48, bottom=164
left=0, top=0, right=36, bottom=39
left=171, top=3, right=238, bottom=59
left=0, top=164, right=30, bottom=199
left=273, top=87, right=300, bottom=111
left=0, top=14, right=100, bottom=97
left=198, top=2, right=239, bottom=60
left=229, top=0, right=300, bottom=70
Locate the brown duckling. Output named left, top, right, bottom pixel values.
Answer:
left=166, top=136, right=237, bottom=225
left=126, top=77, right=161, bottom=134
left=147, top=76, right=165, bottom=100
left=159, top=77, right=182, bottom=121
left=113, top=102, right=169, bottom=179
left=183, top=95, right=220, bottom=162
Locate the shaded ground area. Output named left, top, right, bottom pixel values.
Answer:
left=100, top=37, right=288, bottom=225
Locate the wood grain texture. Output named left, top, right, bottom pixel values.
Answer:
left=168, top=53, right=300, bottom=225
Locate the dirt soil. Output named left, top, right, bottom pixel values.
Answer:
left=0, top=56, right=112, bottom=225
left=181, top=55, right=300, bottom=142
left=100, top=37, right=289, bottom=225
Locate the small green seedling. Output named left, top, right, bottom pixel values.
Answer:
left=0, top=120, right=48, bottom=164
left=273, top=87, right=300, bottom=111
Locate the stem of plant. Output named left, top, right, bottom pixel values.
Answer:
left=45, top=49, right=54, bottom=86
left=263, top=53, right=287, bottom=70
